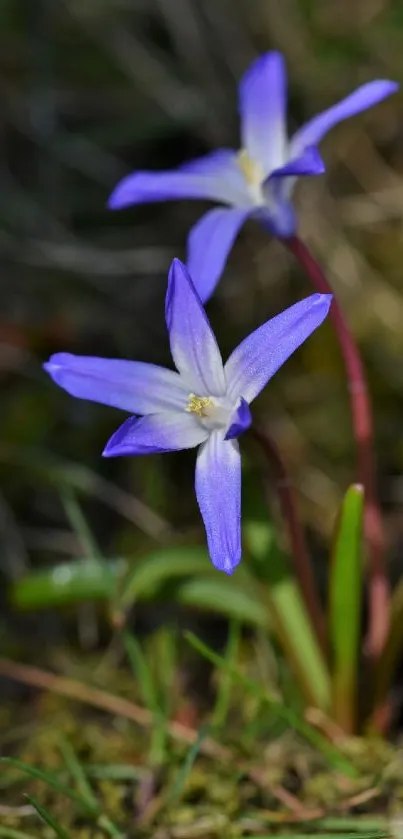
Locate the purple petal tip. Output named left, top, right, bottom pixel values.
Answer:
left=107, top=187, right=124, bottom=210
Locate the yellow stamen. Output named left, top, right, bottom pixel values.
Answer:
left=185, top=393, right=212, bottom=418
left=237, top=149, right=263, bottom=186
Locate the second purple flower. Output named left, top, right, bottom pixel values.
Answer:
left=44, top=259, right=331, bottom=574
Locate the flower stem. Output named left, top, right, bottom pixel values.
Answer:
left=285, top=235, right=388, bottom=661
left=252, top=425, right=328, bottom=657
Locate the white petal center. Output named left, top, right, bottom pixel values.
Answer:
left=185, top=392, right=234, bottom=433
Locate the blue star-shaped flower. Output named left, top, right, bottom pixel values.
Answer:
left=44, top=259, right=331, bottom=574
left=108, top=52, right=398, bottom=302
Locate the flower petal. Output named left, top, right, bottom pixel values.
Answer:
left=165, top=259, right=226, bottom=396
left=290, top=80, right=399, bottom=156
left=257, top=146, right=325, bottom=239
left=239, top=51, right=288, bottom=175
left=269, top=145, right=325, bottom=179
left=225, top=398, right=252, bottom=440
left=225, top=293, right=332, bottom=403
left=103, top=412, right=208, bottom=457
left=187, top=207, right=251, bottom=303
left=195, top=432, right=241, bottom=574
left=257, top=196, right=297, bottom=238
left=44, top=354, right=189, bottom=414
left=108, top=150, right=245, bottom=209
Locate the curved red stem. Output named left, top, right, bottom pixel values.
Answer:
left=285, top=236, right=388, bottom=661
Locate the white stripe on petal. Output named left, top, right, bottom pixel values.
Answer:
left=165, top=259, right=226, bottom=397
left=195, top=431, right=242, bottom=574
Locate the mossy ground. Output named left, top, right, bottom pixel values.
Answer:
left=2, top=650, right=403, bottom=839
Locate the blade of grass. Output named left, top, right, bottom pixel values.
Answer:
left=124, top=631, right=160, bottom=713
left=185, top=632, right=357, bottom=777
left=124, top=631, right=167, bottom=765
left=97, top=815, right=124, bottom=838
left=167, top=724, right=209, bottom=804
left=0, top=758, right=95, bottom=812
left=245, top=522, right=331, bottom=711
left=24, top=794, right=71, bottom=839
left=212, top=620, right=240, bottom=728
left=26, top=742, right=124, bottom=839
left=60, top=487, right=100, bottom=558
left=329, top=484, right=364, bottom=733
left=152, top=626, right=177, bottom=720
left=57, top=736, right=98, bottom=810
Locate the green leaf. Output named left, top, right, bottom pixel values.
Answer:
left=124, top=631, right=160, bottom=713
left=10, top=558, right=125, bottom=610
left=61, top=487, right=100, bottom=558
left=329, top=484, right=364, bottom=733
left=124, top=631, right=168, bottom=765
left=176, top=578, right=268, bottom=627
left=168, top=724, right=209, bottom=803
left=245, top=521, right=331, bottom=711
left=57, top=736, right=98, bottom=810
left=0, top=758, right=95, bottom=812
left=25, top=794, right=71, bottom=839
left=212, top=620, right=240, bottom=728
left=112, top=546, right=211, bottom=618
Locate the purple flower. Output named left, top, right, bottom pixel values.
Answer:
left=44, top=259, right=331, bottom=574
left=108, top=53, right=397, bottom=302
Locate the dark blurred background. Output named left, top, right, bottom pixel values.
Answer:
left=2, top=0, right=403, bottom=594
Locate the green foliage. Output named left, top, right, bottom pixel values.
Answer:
left=0, top=758, right=95, bottom=813
left=245, top=521, right=331, bottom=710
left=113, top=546, right=213, bottom=612
left=167, top=725, right=210, bottom=804
left=0, top=756, right=124, bottom=839
left=10, top=558, right=125, bottom=610
left=175, top=577, right=268, bottom=626
left=185, top=631, right=357, bottom=777
left=124, top=630, right=169, bottom=764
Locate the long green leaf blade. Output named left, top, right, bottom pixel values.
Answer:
left=25, top=794, right=71, bottom=839
left=11, top=559, right=125, bottom=610
left=0, top=758, right=95, bottom=812
left=329, top=484, right=364, bottom=733
left=57, top=736, right=98, bottom=810
left=114, top=546, right=210, bottom=614
left=245, top=522, right=331, bottom=710
left=176, top=578, right=268, bottom=627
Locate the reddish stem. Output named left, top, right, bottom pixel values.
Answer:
left=285, top=235, right=388, bottom=661
left=252, top=426, right=328, bottom=657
